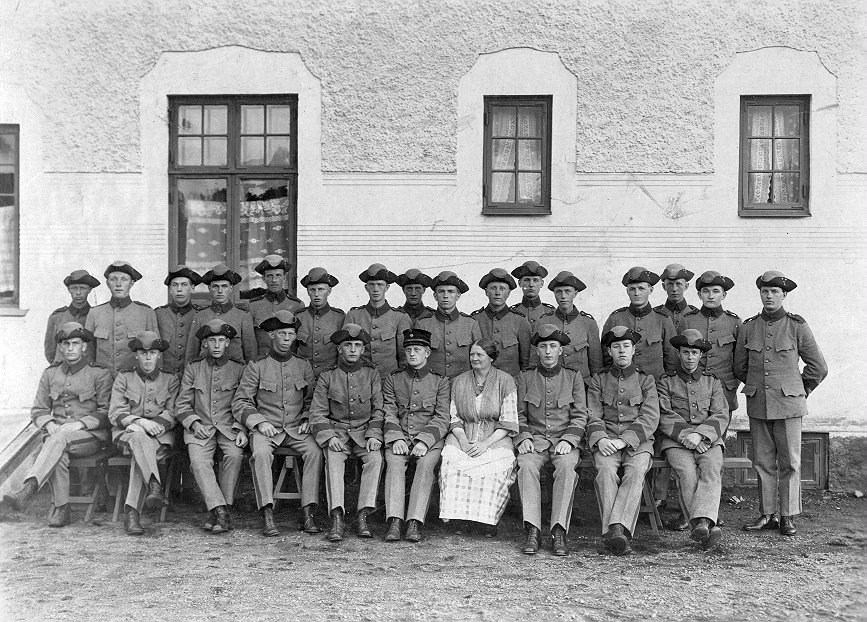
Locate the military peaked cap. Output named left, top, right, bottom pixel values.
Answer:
left=548, top=270, right=586, bottom=293
left=531, top=324, right=571, bottom=347
left=430, top=271, right=469, bottom=294
left=330, top=323, right=371, bottom=345
left=255, top=255, right=291, bottom=275
left=403, top=328, right=432, bottom=348
left=511, top=261, right=548, bottom=280
left=104, top=261, right=142, bottom=281
left=164, top=265, right=202, bottom=286
left=300, top=267, right=339, bottom=288
left=63, top=270, right=100, bottom=289
left=359, top=263, right=397, bottom=284
left=260, top=310, right=299, bottom=332
left=128, top=331, right=169, bottom=352
left=396, top=269, right=432, bottom=289
left=670, top=328, right=712, bottom=352
left=696, top=270, right=735, bottom=291
left=55, top=322, right=94, bottom=343
left=756, top=270, right=797, bottom=292
left=622, top=266, right=660, bottom=287
left=195, top=319, right=238, bottom=340
left=201, top=263, right=242, bottom=286
left=660, top=263, right=694, bottom=281
left=601, top=325, right=641, bottom=347
left=479, top=268, right=517, bottom=290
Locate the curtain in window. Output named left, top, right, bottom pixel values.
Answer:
left=748, top=105, right=800, bottom=204
left=239, top=179, right=292, bottom=290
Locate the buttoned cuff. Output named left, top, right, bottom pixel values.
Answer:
left=364, top=427, right=384, bottom=441
left=384, top=429, right=408, bottom=445
left=315, top=429, right=337, bottom=447
left=587, top=431, right=608, bottom=450
left=513, top=431, right=533, bottom=446
left=560, top=433, right=582, bottom=449
left=154, top=416, right=174, bottom=431
left=414, top=432, right=436, bottom=450
left=34, top=415, right=54, bottom=429
left=179, top=412, right=202, bottom=430
left=79, top=415, right=102, bottom=431
left=620, top=430, right=640, bottom=451
left=244, top=413, right=266, bottom=430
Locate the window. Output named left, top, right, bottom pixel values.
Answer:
left=0, top=124, right=18, bottom=306
left=483, top=96, right=552, bottom=215
left=739, top=96, right=810, bottom=217
left=168, top=96, right=298, bottom=294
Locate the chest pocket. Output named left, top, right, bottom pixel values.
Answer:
left=258, top=378, right=278, bottom=393
left=77, top=387, right=96, bottom=402
left=717, top=334, right=736, bottom=348
left=153, top=387, right=171, bottom=408
left=601, top=387, right=618, bottom=407
left=294, top=379, right=308, bottom=392
left=358, top=384, right=372, bottom=404
left=628, top=393, right=644, bottom=407
left=499, top=334, right=519, bottom=348
left=775, top=337, right=796, bottom=353
left=124, top=387, right=142, bottom=406
left=570, top=335, right=589, bottom=353
left=93, top=328, right=110, bottom=340
left=328, top=382, right=345, bottom=404
left=123, top=311, right=148, bottom=338
left=524, top=390, right=542, bottom=408
left=420, top=393, right=437, bottom=409
left=643, top=331, right=662, bottom=347
left=456, top=323, right=475, bottom=347
left=556, top=385, right=575, bottom=408
left=428, top=331, right=442, bottom=351
left=295, top=329, right=310, bottom=346
left=670, top=397, right=691, bottom=416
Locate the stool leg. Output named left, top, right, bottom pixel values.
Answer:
left=83, top=464, right=102, bottom=523
left=642, top=478, right=662, bottom=538
left=112, top=465, right=131, bottom=522
left=273, top=457, right=290, bottom=512
left=292, top=457, right=302, bottom=496
left=159, top=457, right=177, bottom=523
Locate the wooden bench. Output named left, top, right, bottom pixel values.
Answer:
left=272, top=447, right=303, bottom=511
left=108, top=453, right=180, bottom=522
left=52, top=449, right=113, bottom=523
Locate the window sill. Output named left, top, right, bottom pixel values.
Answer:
left=483, top=207, right=552, bottom=216
left=739, top=209, right=811, bottom=218
left=0, top=307, right=28, bottom=317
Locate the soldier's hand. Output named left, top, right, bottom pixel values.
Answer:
left=298, top=421, right=311, bottom=434
left=126, top=423, right=144, bottom=434
left=391, top=440, right=409, bottom=455
left=44, top=422, right=60, bottom=435
left=61, top=421, right=85, bottom=433
left=366, top=438, right=382, bottom=452
left=554, top=440, right=573, bottom=455
left=597, top=438, right=618, bottom=457
left=682, top=432, right=703, bottom=450
left=328, top=437, right=346, bottom=452
left=257, top=422, right=278, bottom=438
left=517, top=439, right=534, bottom=455
left=696, top=441, right=710, bottom=453
left=235, top=430, right=248, bottom=448
left=411, top=441, right=428, bottom=457
left=192, top=422, right=211, bottom=440
left=139, top=419, right=164, bottom=436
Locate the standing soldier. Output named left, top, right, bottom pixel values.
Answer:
left=382, top=328, right=450, bottom=543
left=735, top=271, right=827, bottom=537
left=232, top=311, right=323, bottom=537
left=248, top=255, right=304, bottom=356
left=85, top=261, right=159, bottom=377
left=680, top=271, right=742, bottom=410
left=414, top=271, right=482, bottom=379
left=657, top=329, right=730, bottom=551
left=515, top=325, right=588, bottom=557
left=188, top=263, right=257, bottom=364
left=308, top=325, right=384, bottom=542
left=344, top=263, right=412, bottom=376
left=471, top=268, right=531, bottom=378
left=655, top=264, right=699, bottom=332
left=296, top=267, right=345, bottom=380
left=537, top=271, right=603, bottom=383
left=155, top=265, right=202, bottom=376
left=176, top=320, right=248, bottom=534
left=44, top=270, right=100, bottom=364
left=396, top=268, right=435, bottom=324
left=109, top=331, right=180, bottom=536
left=1, top=323, right=111, bottom=527
left=509, top=261, right=555, bottom=333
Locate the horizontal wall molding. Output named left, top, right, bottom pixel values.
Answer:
left=322, top=172, right=457, bottom=186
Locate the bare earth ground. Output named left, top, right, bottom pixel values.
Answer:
left=0, top=483, right=865, bottom=622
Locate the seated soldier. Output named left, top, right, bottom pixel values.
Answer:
left=176, top=320, right=248, bottom=534
left=586, top=326, right=660, bottom=556
left=232, top=310, right=323, bottom=537
left=382, top=328, right=450, bottom=543
left=657, top=329, right=730, bottom=551
left=44, top=270, right=100, bottom=364
left=109, top=331, right=180, bottom=536
left=1, top=323, right=111, bottom=527
left=515, top=324, right=589, bottom=557
left=308, top=324, right=384, bottom=542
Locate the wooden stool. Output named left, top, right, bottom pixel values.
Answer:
left=50, top=449, right=112, bottom=522
left=272, top=447, right=303, bottom=511
left=108, top=453, right=178, bottom=522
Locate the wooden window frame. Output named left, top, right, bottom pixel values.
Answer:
left=739, top=95, right=810, bottom=218
left=0, top=124, right=19, bottom=308
left=483, top=95, right=552, bottom=216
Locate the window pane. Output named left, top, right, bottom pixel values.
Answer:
left=177, top=179, right=227, bottom=275
left=239, top=179, right=293, bottom=288
left=0, top=172, right=13, bottom=194
left=241, top=105, right=265, bottom=134
left=518, top=139, right=542, bottom=170
left=491, top=107, right=516, bottom=137
left=747, top=173, right=772, bottom=204
left=517, top=173, right=542, bottom=204
left=749, top=139, right=771, bottom=170
left=747, top=106, right=772, bottom=137
left=203, top=105, right=227, bottom=135
left=0, top=134, right=16, bottom=165
left=774, top=105, right=801, bottom=137
left=178, top=137, right=202, bottom=166
left=0, top=196, right=13, bottom=208
left=491, top=172, right=515, bottom=203
left=773, top=173, right=800, bottom=204
left=267, top=105, right=292, bottom=134
left=774, top=139, right=800, bottom=170
left=0, top=203, right=16, bottom=299
left=178, top=106, right=202, bottom=135
left=491, top=139, right=515, bottom=169
left=517, top=107, right=543, bottom=138
left=203, top=137, right=227, bottom=166
left=240, top=137, right=265, bottom=166
left=266, top=137, right=292, bottom=166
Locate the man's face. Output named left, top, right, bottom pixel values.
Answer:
left=307, top=284, right=331, bottom=308
left=137, top=348, right=160, bottom=374
left=485, top=282, right=511, bottom=309
left=107, top=272, right=133, bottom=300
left=60, top=338, right=86, bottom=365
left=67, top=284, right=91, bottom=308
left=519, top=276, right=544, bottom=299
left=626, top=283, right=652, bottom=307
left=403, top=284, right=425, bottom=306
left=760, top=286, right=786, bottom=312
left=169, top=277, right=193, bottom=307
left=434, top=286, right=460, bottom=312
left=204, top=335, right=230, bottom=359
left=536, top=340, right=562, bottom=368
left=405, top=344, right=430, bottom=369
left=365, top=280, right=389, bottom=305
left=663, top=278, right=689, bottom=303
left=699, top=285, right=726, bottom=309
left=679, top=346, right=702, bottom=372
left=339, top=340, right=365, bottom=364
left=554, top=286, right=577, bottom=311
left=209, top=280, right=232, bottom=305
left=608, top=340, right=635, bottom=369
left=263, top=269, right=285, bottom=294
left=270, top=328, right=296, bottom=353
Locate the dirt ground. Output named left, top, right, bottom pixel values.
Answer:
left=0, top=481, right=865, bottom=622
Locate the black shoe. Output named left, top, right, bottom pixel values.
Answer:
left=609, top=524, right=630, bottom=556
left=743, top=514, right=779, bottom=531
left=124, top=508, right=144, bottom=536
left=690, top=518, right=711, bottom=543
left=522, top=525, right=541, bottom=554
left=704, top=526, right=723, bottom=550
left=405, top=519, right=423, bottom=543
left=200, top=510, right=216, bottom=531
left=779, top=515, right=797, bottom=536
left=211, top=506, right=230, bottom=534
left=328, top=509, right=345, bottom=542
left=385, top=517, right=403, bottom=542
left=666, top=513, right=690, bottom=531
left=356, top=509, right=372, bottom=538
left=144, top=478, right=167, bottom=510
left=301, top=504, right=322, bottom=534
left=2, top=478, right=38, bottom=512
left=551, top=525, right=569, bottom=557
left=261, top=506, right=279, bottom=537
left=48, top=504, right=70, bottom=528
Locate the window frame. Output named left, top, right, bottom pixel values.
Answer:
left=0, top=124, right=19, bottom=308
left=482, top=95, right=552, bottom=216
left=739, top=95, right=811, bottom=218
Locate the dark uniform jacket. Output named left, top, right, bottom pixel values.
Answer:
left=414, top=308, right=483, bottom=379
left=109, top=367, right=180, bottom=444
left=510, top=297, right=556, bottom=333
left=295, top=304, right=346, bottom=379
left=471, top=305, right=531, bottom=377
left=44, top=303, right=93, bottom=364
left=344, top=302, right=412, bottom=375
left=86, top=298, right=159, bottom=376
left=382, top=364, right=450, bottom=450
left=308, top=359, right=384, bottom=447
left=602, top=304, right=677, bottom=381
left=189, top=301, right=257, bottom=364
left=176, top=355, right=246, bottom=445
left=586, top=364, right=660, bottom=456
left=249, top=290, right=304, bottom=356
left=657, top=365, right=730, bottom=452
left=537, top=307, right=603, bottom=383
left=679, top=306, right=741, bottom=393
left=733, top=307, right=828, bottom=420
left=515, top=364, right=589, bottom=451
left=655, top=298, right=699, bottom=332
left=31, top=358, right=112, bottom=439
left=155, top=302, right=199, bottom=374
left=401, top=303, right=435, bottom=326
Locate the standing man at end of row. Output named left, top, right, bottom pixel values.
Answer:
left=44, top=270, right=99, bottom=364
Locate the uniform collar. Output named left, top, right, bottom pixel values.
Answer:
left=629, top=303, right=653, bottom=317
left=761, top=307, right=787, bottom=322
left=407, top=364, right=430, bottom=378
left=210, top=300, right=234, bottom=313
left=554, top=306, right=579, bottom=321
left=265, top=290, right=287, bottom=303
left=435, top=308, right=460, bottom=322
left=365, top=301, right=391, bottom=317
left=268, top=349, right=294, bottom=363
left=402, top=303, right=427, bottom=317
left=169, top=301, right=195, bottom=315
left=308, top=303, right=331, bottom=316
left=536, top=362, right=562, bottom=377
left=609, top=363, right=636, bottom=379
left=136, top=367, right=161, bottom=381
left=485, top=305, right=510, bottom=320
left=677, top=364, right=702, bottom=382
left=61, top=358, right=89, bottom=375
left=68, top=303, right=90, bottom=318
left=521, top=296, right=541, bottom=309
left=109, top=296, right=133, bottom=309
left=665, top=298, right=688, bottom=312
left=207, top=354, right=230, bottom=367
left=701, top=305, right=724, bottom=318
left=339, top=358, right=363, bottom=373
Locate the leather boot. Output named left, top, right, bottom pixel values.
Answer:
left=743, top=513, right=779, bottom=531
left=704, top=525, right=723, bottom=550
left=522, top=524, right=541, bottom=554
left=779, top=515, right=797, bottom=536
left=125, top=508, right=144, bottom=535
left=691, top=518, right=711, bottom=543
left=48, top=504, right=71, bottom=528
left=404, top=519, right=422, bottom=543
left=328, top=509, right=345, bottom=542
left=551, top=525, right=569, bottom=557
left=144, top=477, right=167, bottom=510
left=211, top=506, right=230, bottom=534
left=384, top=517, right=403, bottom=542
left=666, top=512, right=690, bottom=531
left=609, top=523, right=631, bottom=556
left=301, top=504, right=322, bottom=534
left=356, top=508, right=372, bottom=538
left=200, top=510, right=216, bottom=531
left=261, top=505, right=279, bottom=537
left=3, top=478, right=39, bottom=512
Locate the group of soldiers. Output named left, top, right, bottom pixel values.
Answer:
left=1, top=257, right=827, bottom=557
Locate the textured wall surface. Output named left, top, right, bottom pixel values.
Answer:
left=1, top=0, right=864, bottom=173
